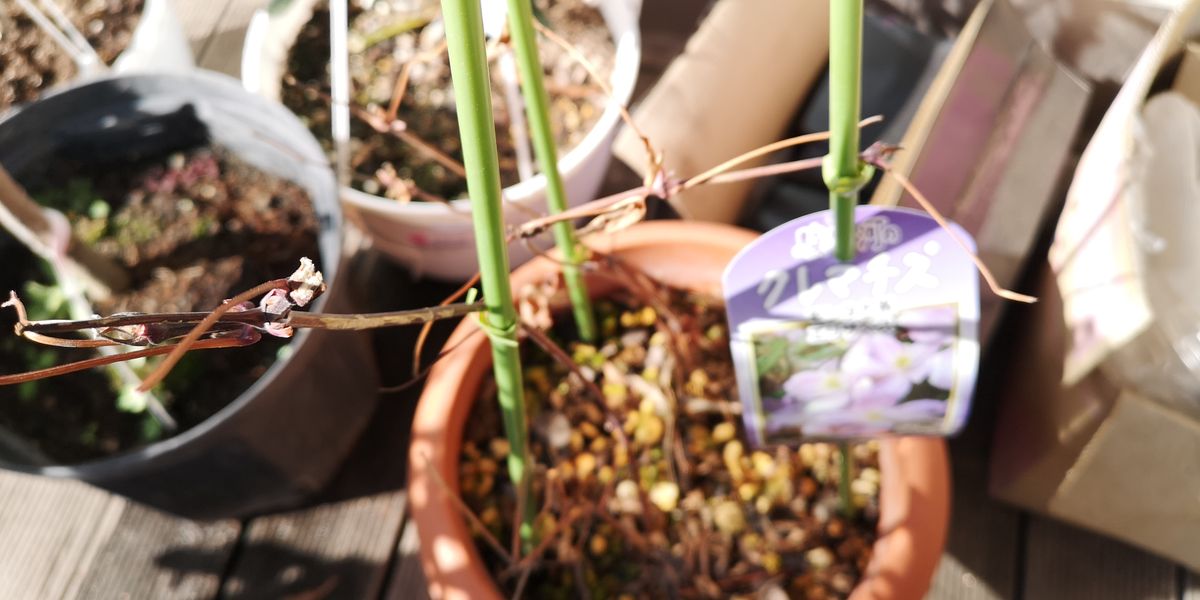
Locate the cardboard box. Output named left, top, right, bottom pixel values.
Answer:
left=990, top=0, right=1200, bottom=571
left=991, top=260, right=1200, bottom=571
left=870, top=0, right=1090, bottom=345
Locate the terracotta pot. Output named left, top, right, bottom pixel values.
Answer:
left=408, top=221, right=950, bottom=600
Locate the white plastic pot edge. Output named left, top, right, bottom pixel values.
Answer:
left=241, top=0, right=321, bottom=99
left=348, top=0, right=641, bottom=216
left=13, top=0, right=193, bottom=96
left=238, top=1, right=643, bottom=217
left=111, top=0, right=194, bottom=73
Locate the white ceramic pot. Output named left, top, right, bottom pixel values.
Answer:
left=242, top=0, right=642, bottom=280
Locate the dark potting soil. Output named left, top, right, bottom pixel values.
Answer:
left=282, top=0, right=615, bottom=202
left=460, top=288, right=880, bottom=599
left=0, top=146, right=320, bottom=464
left=0, top=0, right=144, bottom=114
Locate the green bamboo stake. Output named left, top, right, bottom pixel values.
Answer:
left=823, top=0, right=874, bottom=262
left=440, top=0, right=535, bottom=551
left=504, top=0, right=596, bottom=342
left=826, top=0, right=871, bottom=518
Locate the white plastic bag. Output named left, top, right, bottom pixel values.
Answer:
left=1106, top=92, right=1200, bottom=413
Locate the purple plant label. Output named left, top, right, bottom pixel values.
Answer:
left=723, top=206, right=980, bottom=445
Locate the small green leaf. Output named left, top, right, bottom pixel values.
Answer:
left=532, top=2, right=553, bottom=30
left=17, top=382, right=37, bottom=403
left=140, top=413, right=164, bottom=442
left=117, top=388, right=148, bottom=413
left=22, top=280, right=69, bottom=321
left=755, top=337, right=789, bottom=373
left=87, top=199, right=110, bottom=220
left=80, top=423, right=98, bottom=447
left=267, top=0, right=294, bottom=15
left=31, top=348, right=58, bottom=371
left=798, top=342, right=846, bottom=363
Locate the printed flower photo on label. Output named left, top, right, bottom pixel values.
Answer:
left=746, top=303, right=958, bottom=441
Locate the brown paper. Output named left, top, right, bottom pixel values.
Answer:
left=611, top=0, right=830, bottom=223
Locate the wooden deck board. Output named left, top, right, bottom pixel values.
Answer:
left=0, top=472, right=121, bottom=600
left=383, top=518, right=430, bottom=600
left=220, top=492, right=408, bottom=600
left=925, top=451, right=1021, bottom=600
left=1185, top=571, right=1200, bottom=600
left=1023, top=516, right=1179, bottom=600
left=72, top=503, right=240, bottom=600
left=170, top=0, right=237, bottom=64
left=193, top=0, right=268, bottom=77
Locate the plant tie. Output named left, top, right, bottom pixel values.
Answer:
left=476, top=312, right=520, bottom=348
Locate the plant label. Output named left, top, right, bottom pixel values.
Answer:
left=723, top=206, right=980, bottom=444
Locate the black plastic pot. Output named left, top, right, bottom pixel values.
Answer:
left=742, top=12, right=945, bottom=231
left=0, top=71, right=379, bottom=519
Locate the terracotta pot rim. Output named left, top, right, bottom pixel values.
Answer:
left=408, top=221, right=950, bottom=600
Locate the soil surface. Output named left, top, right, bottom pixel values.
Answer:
left=0, top=0, right=144, bottom=114
left=460, top=286, right=880, bottom=599
left=282, top=0, right=615, bottom=202
left=0, top=145, right=320, bottom=464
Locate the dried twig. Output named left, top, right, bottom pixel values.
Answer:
left=136, top=279, right=288, bottom=392
left=17, top=308, right=275, bottom=335
left=699, top=156, right=827, bottom=188
left=531, top=18, right=657, bottom=174
left=594, top=510, right=648, bottom=553
left=595, top=253, right=694, bottom=374
left=353, top=105, right=468, bottom=179
left=519, top=321, right=630, bottom=452
left=572, top=559, right=592, bottom=600
left=682, top=116, right=881, bottom=190
left=19, top=331, right=120, bottom=349
left=510, top=566, right=534, bottom=600
left=503, top=495, right=584, bottom=579
left=865, top=146, right=1038, bottom=304
left=12, top=300, right=483, bottom=340
left=386, top=38, right=450, bottom=122
left=420, top=452, right=514, bottom=565
left=511, top=150, right=834, bottom=242
left=413, top=273, right=481, bottom=377
left=288, top=303, right=484, bottom=330
left=285, top=75, right=468, bottom=179
left=0, top=334, right=258, bottom=387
